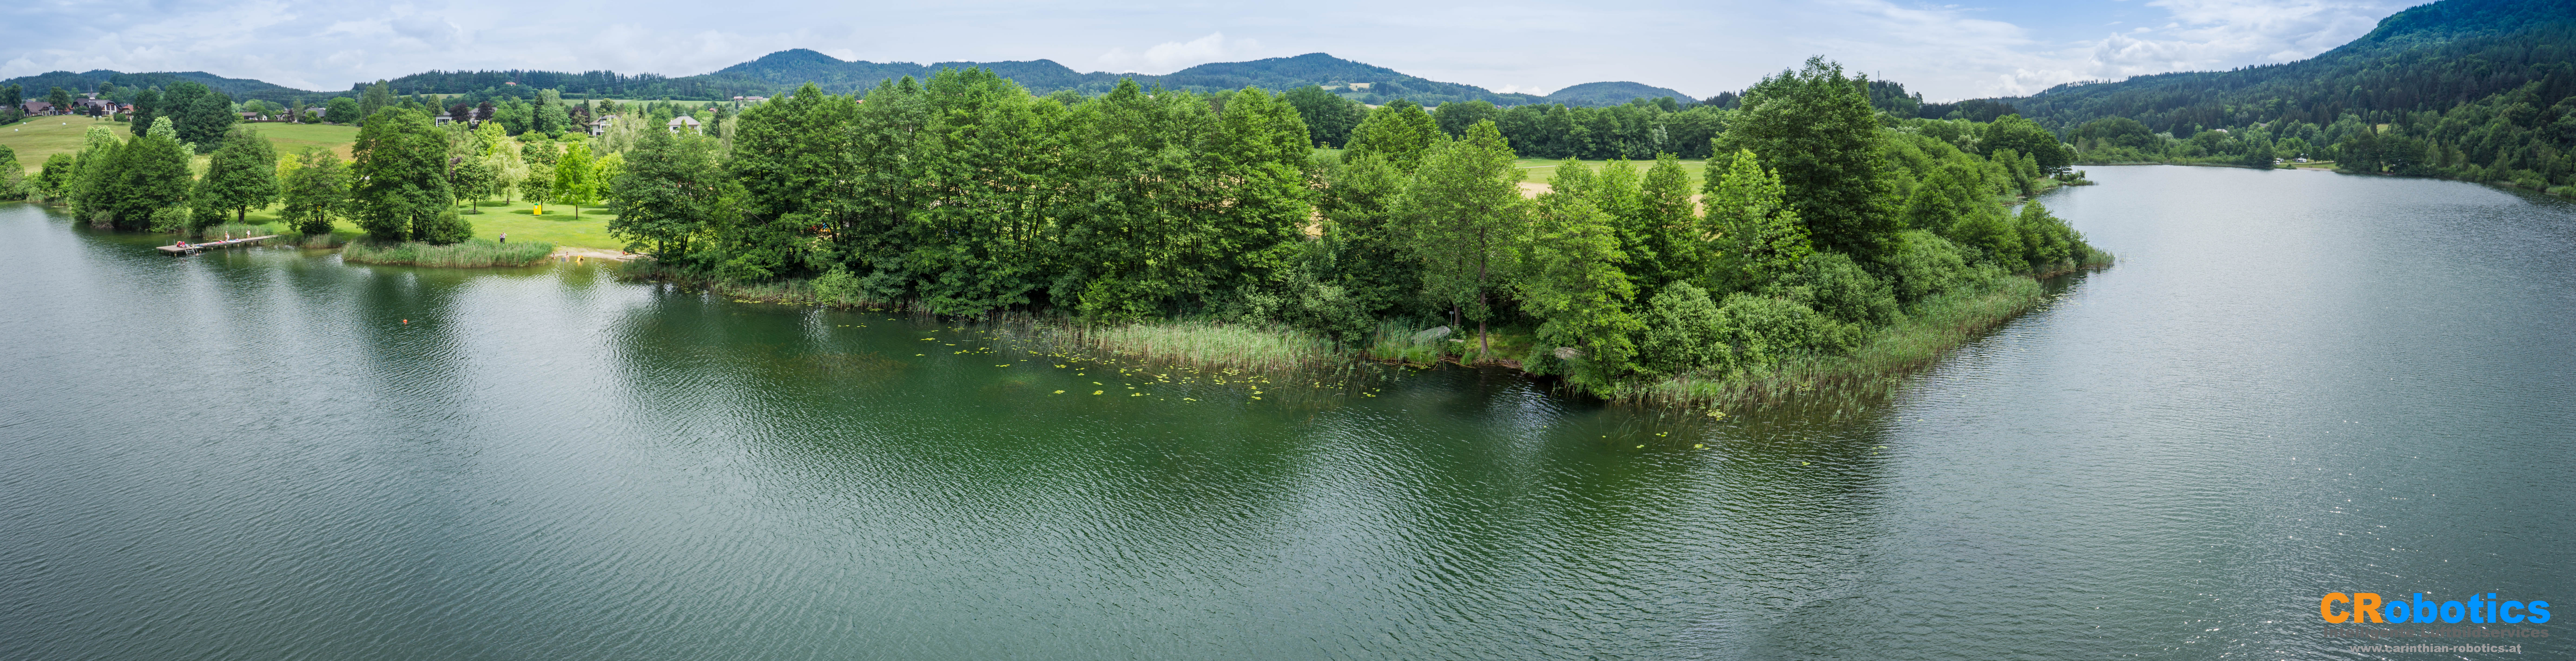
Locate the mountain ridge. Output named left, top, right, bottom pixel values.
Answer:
left=3, top=50, right=1696, bottom=108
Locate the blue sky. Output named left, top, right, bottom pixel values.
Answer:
left=0, top=0, right=2417, bottom=100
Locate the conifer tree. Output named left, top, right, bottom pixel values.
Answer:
left=1701, top=149, right=1813, bottom=293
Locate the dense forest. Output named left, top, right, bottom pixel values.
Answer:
left=1947, top=0, right=2576, bottom=194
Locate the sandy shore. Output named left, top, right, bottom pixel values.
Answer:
left=548, top=246, right=639, bottom=261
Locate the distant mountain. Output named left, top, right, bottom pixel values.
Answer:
left=5, top=50, right=1698, bottom=108
left=0, top=69, right=316, bottom=104
left=1962, top=0, right=2574, bottom=132
left=1543, top=82, right=1693, bottom=106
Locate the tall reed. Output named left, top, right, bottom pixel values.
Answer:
left=342, top=239, right=555, bottom=267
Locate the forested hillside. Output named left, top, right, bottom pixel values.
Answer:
left=1993, top=0, right=2573, bottom=133
left=1936, top=0, right=2576, bottom=196
left=0, top=70, right=313, bottom=105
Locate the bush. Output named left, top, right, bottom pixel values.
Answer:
left=1882, top=230, right=1971, bottom=303
left=1636, top=282, right=1731, bottom=377
left=811, top=267, right=864, bottom=304
left=1772, top=251, right=1899, bottom=327
left=414, top=208, right=474, bottom=244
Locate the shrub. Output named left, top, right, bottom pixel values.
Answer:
left=343, top=239, right=552, bottom=267
left=1637, top=282, right=1730, bottom=377
left=1773, top=251, right=1899, bottom=327
left=1882, top=230, right=1970, bottom=303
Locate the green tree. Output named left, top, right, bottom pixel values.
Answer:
left=178, top=88, right=237, bottom=153
left=1399, top=120, right=1524, bottom=357
left=1283, top=85, right=1363, bottom=147
left=195, top=126, right=280, bottom=225
left=69, top=126, right=125, bottom=218
left=358, top=81, right=394, bottom=125
left=1700, top=149, right=1814, bottom=292
left=127, top=88, right=161, bottom=136
left=46, top=86, right=71, bottom=111
left=447, top=154, right=497, bottom=212
left=89, top=128, right=194, bottom=230
left=723, top=82, right=860, bottom=281
left=552, top=141, right=597, bottom=216
left=1432, top=100, right=1500, bottom=137
left=1517, top=192, right=1641, bottom=382
left=1716, top=57, right=1897, bottom=259
left=0, top=145, right=23, bottom=200
left=534, top=89, right=571, bottom=136
left=520, top=139, right=560, bottom=204
left=1343, top=99, right=1443, bottom=172
left=1318, top=151, right=1420, bottom=316
left=33, top=153, right=77, bottom=203
left=349, top=107, right=459, bottom=242
left=1632, top=153, right=1702, bottom=289
left=607, top=127, right=731, bottom=259
left=1979, top=114, right=2074, bottom=175
left=324, top=97, right=359, bottom=124
left=279, top=148, right=352, bottom=236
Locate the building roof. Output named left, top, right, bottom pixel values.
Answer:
left=669, top=116, right=701, bottom=126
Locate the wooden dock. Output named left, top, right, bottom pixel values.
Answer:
left=158, top=235, right=281, bottom=255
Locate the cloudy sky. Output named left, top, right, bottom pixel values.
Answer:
left=1, top=0, right=2416, bottom=100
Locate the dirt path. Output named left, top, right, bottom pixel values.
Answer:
left=548, top=246, right=639, bottom=261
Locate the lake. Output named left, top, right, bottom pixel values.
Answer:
left=3, top=165, right=2569, bottom=659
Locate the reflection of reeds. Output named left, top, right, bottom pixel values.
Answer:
left=343, top=239, right=554, bottom=268
left=1623, top=273, right=2052, bottom=408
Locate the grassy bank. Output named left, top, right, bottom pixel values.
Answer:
left=4, top=118, right=358, bottom=175
left=343, top=239, right=555, bottom=267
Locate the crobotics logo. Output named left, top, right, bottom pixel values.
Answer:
left=2321, top=592, right=2552, bottom=624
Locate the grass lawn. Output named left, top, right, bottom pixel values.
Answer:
left=223, top=199, right=624, bottom=250
left=4, top=117, right=360, bottom=175
left=3, top=116, right=119, bottom=174
left=454, top=200, right=623, bottom=251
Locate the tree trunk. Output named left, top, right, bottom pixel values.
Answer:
left=1476, top=291, right=1489, bottom=363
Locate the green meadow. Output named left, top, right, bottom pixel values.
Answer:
left=3, top=116, right=360, bottom=174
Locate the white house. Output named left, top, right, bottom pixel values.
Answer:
left=668, top=115, right=702, bottom=134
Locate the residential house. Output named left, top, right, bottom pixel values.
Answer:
left=21, top=101, right=53, bottom=116
left=587, top=115, right=615, bottom=136
left=668, top=115, right=701, bottom=134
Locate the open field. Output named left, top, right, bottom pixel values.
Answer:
left=4, top=117, right=360, bottom=174
left=224, top=198, right=623, bottom=250
left=3, top=116, right=117, bottom=173
left=1513, top=158, right=1711, bottom=190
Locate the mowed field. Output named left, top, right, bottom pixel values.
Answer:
left=3, top=116, right=360, bottom=174
left=233, top=199, right=625, bottom=251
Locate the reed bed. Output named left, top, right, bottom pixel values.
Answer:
left=1072, top=320, right=1339, bottom=372
left=342, top=239, right=556, bottom=267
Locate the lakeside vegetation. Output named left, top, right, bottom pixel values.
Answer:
left=589, top=57, right=2105, bottom=402
left=3, top=54, right=2118, bottom=405
left=343, top=238, right=556, bottom=267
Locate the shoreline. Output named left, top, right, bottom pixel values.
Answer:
left=627, top=258, right=2116, bottom=410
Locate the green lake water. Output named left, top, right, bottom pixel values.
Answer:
left=3, top=165, right=2570, bottom=659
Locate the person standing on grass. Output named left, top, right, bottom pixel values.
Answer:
left=499, top=232, right=506, bottom=244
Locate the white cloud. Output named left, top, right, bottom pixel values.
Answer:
left=1096, top=32, right=1263, bottom=74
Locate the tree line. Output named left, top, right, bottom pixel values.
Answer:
left=599, top=58, right=2102, bottom=392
